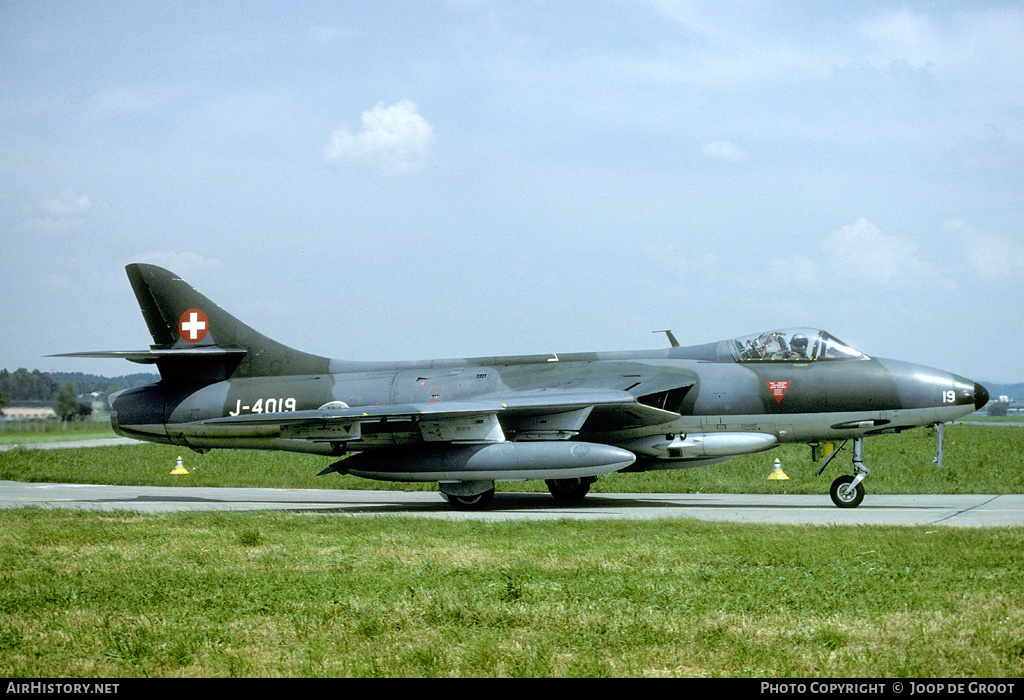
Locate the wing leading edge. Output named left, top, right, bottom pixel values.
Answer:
left=168, top=388, right=682, bottom=445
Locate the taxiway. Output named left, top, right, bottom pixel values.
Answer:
left=1, top=480, right=1020, bottom=526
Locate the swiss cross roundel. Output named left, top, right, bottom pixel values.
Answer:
left=179, top=309, right=209, bottom=343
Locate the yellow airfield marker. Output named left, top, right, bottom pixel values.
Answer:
left=171, top=455, right=189, bottom=475
left=768, top=457, right=789, bottom=480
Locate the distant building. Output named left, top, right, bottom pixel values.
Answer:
left=2, top=404, right=58, bottom=421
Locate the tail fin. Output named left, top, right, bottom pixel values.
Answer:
left=57, top=264, right=332, bottom=381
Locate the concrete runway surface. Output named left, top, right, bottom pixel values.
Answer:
left=1, top=480, right=1021, bottom=526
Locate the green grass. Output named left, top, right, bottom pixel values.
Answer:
left=1, top=424, right=1022, bottom=677
left=0, top=420, right=116, bottom=445
left=2, top=423, right=1023, bottom=496
left=1, top=509, right=1022, bottom=678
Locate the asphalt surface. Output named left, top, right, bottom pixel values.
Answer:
left=1, top=480, right=1021, bottom=526
left=0, top=437, right=140, bottom=451
left=2, top=435, right=1021, bottom=526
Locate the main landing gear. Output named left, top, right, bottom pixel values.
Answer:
left=438, top=476, right=598, bottom=509
left=815, top=438, right=869, bottom=508
left=439, top=480, right=495, bottom=509
left=545, top=476, right=596, bottom=503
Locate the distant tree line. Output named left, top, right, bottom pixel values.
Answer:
left=0, top=368, right=156, bottom=402
left=47, top=371, right=158, bottom=397
left=0, top=368, right=59, bottom=402
left=1, top=368, right=157, bottom=421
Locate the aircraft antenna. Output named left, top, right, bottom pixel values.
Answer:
left=655, top=330, right=680, bottom=348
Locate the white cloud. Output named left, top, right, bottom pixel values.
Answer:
left=702, top=140, right=748, bottom=162
left=823, top=217, right=924, bottom=283
left=84, top=87, right=157, bottom=118
left=859, top=9, right=936, bottom=66
left=307, top=25, right=361, bottom=45
left=41, top=256, right=96, bottom=291
left=39, top=193, right=91, bottom=217
left=944, top=218, right=1024, bottom=283
left=324, top=100, right=434, bottom=176
left=966, top=234, right=1024, bottom=281
left=136, top=252, right=222, bottom=280
left=25, top=192, right=91, bottom=233
left=770, top=255, right=819, bottom=288
left=765, top=218, right=957, bottom=302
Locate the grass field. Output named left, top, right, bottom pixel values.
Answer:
left=1, top=509, right=1022, bottom=678
left=0, top=419, right=118, bottom=445
left=1, top=424, right=1022, bottom=678
left=2, top=422, right=1023, bottom=496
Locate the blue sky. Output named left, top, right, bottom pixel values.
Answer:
left=2, top=1, right=1022, bottom=384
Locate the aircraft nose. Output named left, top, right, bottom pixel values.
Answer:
left=974, top=382, right=990, bottom=412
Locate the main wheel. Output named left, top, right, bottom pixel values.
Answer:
left=545, top=477, right=595, bottom=503
left=829, top=475, right=865, bottom=508
left=442, top=489, right=495, bottom=510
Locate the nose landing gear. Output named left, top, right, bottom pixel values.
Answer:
left=816, top=438, right=870, bottom=508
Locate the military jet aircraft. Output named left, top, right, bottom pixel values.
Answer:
left=57, top=264, right=989, bottom=509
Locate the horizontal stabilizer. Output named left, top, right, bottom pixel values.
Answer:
left=51, top=347, right=247, bottom=365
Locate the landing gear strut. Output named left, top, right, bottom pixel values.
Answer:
left=816, top=438, right=870, bottom=508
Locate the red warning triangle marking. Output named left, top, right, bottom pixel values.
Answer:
left=766, top=380, right=792, bottom=403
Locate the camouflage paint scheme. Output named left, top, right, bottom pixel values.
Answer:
left=59, top=264, right=989, bottom=509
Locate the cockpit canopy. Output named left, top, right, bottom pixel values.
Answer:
left=731, top=328, right=869, bottom=362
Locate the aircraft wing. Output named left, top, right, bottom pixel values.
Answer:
left=170, top=389, right=680, bottom=444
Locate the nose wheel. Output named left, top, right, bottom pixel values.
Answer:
left=829, top=474, right=865, bottom=508
left=816, top=438, right=870, bottom=508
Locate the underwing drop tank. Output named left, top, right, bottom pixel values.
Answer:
left=333, top=441, right=637, bottom=483
left=621, top=432, right=780, bottom=461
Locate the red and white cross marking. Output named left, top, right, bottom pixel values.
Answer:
left=179, top=309, right=209, bottom=343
